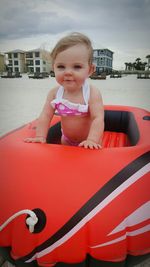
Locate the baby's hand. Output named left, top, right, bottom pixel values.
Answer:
left=24, top=136, right=46, bottom=143
left=79, top=140, right=102, bottom=149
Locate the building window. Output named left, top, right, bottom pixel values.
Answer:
left=98, top=57, right=105, bottom=66
left=35, top=52, right=40, bottom=57
left=14, top=60, right=19, bottom=65
left=26, top=52, right=33, bottom=58
left=8, top=54, right=12, bottom=59
left=99, top=50, right=104, bottom=56
left=14, top=53, right=18, bottom=58
left=98, top=50, right=104, bottom=56
left=15, top=67, right=19, bottom=72
left=35, top=60, right=40, bottom=65
left=8, top=60, right=12, bottom=66
left=26, top=60, right=33, bottom=66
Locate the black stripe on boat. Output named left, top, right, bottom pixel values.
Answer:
left=17, top=151, right=150, bottom=263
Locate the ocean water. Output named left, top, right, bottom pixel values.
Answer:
left=0, top=74, right=150, bottom=136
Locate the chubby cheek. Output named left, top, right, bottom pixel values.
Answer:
left=77, top=72, right=90, bottom=82
left=55, top=71, right=63, bottom=83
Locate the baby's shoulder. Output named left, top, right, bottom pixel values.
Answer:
left=89, top=84, right=101, bottom=97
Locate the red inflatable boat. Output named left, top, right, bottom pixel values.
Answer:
left=0, top=105, right=150, bottom=267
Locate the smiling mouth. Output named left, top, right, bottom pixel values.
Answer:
left=64, top=79, right=74, bottom=82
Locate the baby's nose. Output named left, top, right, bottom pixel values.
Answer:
left=64, top=68, right=73, bottom=75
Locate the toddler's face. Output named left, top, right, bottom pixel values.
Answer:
left=53, top=44, right=94, bottom=90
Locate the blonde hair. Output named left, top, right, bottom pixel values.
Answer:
left=51, top=32, right=93, bottom=65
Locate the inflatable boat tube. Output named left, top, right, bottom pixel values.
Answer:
left=0, top=105, right=150, bottom=267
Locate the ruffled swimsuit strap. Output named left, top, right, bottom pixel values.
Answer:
left=57, top=80, right=90, bottom=103
left=83, top=80, right=90, bottom=104
left=55, top=86, right=64, bottom=100
left=51, top=81, right=90, bottom=115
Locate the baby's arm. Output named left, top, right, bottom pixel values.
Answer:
left=79, top=86, right=104, bottom=149
left=24, top=88, right=57, bottom=143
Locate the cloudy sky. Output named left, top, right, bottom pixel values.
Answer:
left=0, top=0, right=150, bottom=69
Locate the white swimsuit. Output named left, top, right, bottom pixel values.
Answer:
left=51, top=80, right=90, bottom=116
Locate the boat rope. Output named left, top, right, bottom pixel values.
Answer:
left=0, top=209, right=38, bottom=233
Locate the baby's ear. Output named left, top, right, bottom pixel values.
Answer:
left=89, top=64, right=96, bottom=76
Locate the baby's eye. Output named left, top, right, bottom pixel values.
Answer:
left=74, top=65, right=82, bottom=69
left=57, top=65, right=65, bottom=69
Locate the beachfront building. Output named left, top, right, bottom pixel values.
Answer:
left=146, top=55, right=150, bottom=70
left=6, top=49, right=26, bottom=73
left=0, top=53, right=6, bottom=72
left=93, top=49, right=113, bottom=74
left=25, top=49, right=52, bottom=74
left=5, top=49, right=52, bottom=74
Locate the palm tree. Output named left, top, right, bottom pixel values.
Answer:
left=132, top=62, right=136, bottom=70
left=134, top=58, right=142, bottom=70
left=128, top=62, right=132, bottom=71
left=124, top=62, right=128, bottom=70
left=135, top=57, right=141, bottom=62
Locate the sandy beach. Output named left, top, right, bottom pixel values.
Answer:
left=0, top=74, right=150, bottom=136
